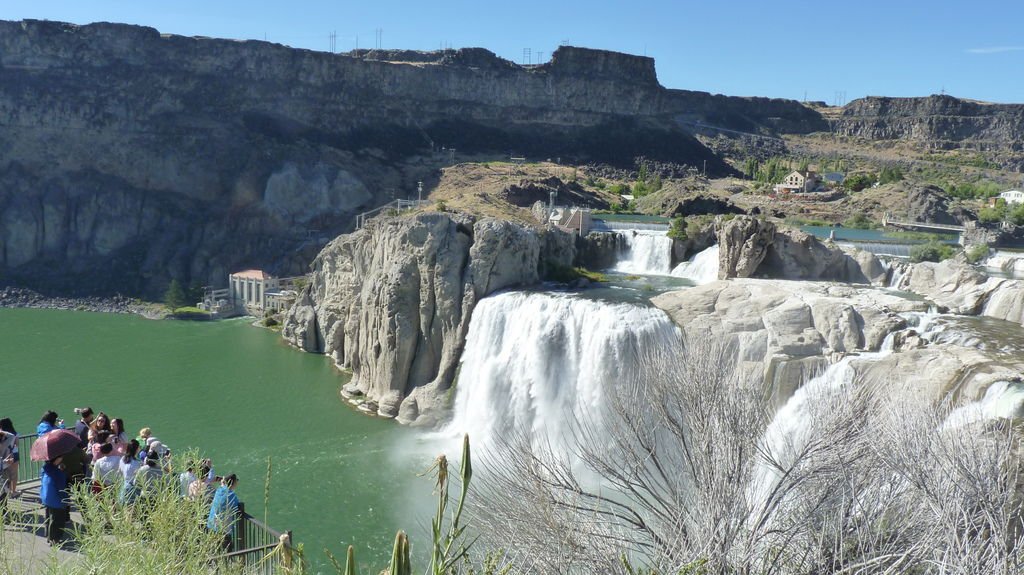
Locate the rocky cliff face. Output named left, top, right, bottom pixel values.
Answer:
left=281, top=212, right=574, bottom=424
left=835, top=95, right=1024, bottom=154
left=0, top=20, right=825, bottom=296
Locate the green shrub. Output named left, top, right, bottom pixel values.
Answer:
left=843, top=173, right=876, bottom=192
left=435, top=200, right=448, bottom=212
left=910, top=241, right=957, bottom=263
left=608, top=183, right=631, bottom=196
left=668, top=217, right=688, bottom=241
left=878, top=165, right=904, bottom=185
left=978, top=206, right=1006, bottom=224
left=843, top=213, right=875, bottom=229
left=965, top=244, right=990, bottom=264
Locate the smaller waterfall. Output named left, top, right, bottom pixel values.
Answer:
left=750, top=351, right=886, bottom=514
left=613, top=230, right=674, bottom=276
left=885, top=260, right=910, bottom=290
left=671, top=245, right=720, bottom=284
left=838, top=241, right=914, bottom=258
left=942, top=381, right=1024, bottom=429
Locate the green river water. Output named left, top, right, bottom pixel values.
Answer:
left=0, top=308, right=441, bottom=572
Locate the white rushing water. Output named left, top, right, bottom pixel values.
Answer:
left=444, top=290, right=681, bottom=448
left=671, top=245, right=720, bottom=284
left=613, top=230, right=674, bottom=275
left=749, top=353, right=883, bottom=513
left=942, top=381, right=1024, bottom=429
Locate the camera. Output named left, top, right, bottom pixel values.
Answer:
left=73, top=407, right=84, bottom=415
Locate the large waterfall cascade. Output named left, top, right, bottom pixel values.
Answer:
left=444, top=291, right=681, bottom=448
left=671, top=245, right=720, bottom=285
left=613, top=230, right=675, bottom=275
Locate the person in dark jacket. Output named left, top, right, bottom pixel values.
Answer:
left=40, top=456, right=70, bottom=545
left=72, top=407, right=94, bottom=447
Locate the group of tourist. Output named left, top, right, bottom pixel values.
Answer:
left=3, top=408, right=243, bottom=550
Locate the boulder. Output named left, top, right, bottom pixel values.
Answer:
left=716, top=216, right=776, bottom=279
left=715, top=216, right=886, bottom=284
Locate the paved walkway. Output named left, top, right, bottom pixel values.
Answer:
left=2, top=480, right=81, bottom=574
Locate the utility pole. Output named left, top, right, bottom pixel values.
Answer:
left=417, top=181, right=423, bottom=203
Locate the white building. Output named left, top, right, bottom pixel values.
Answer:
left=999, top=190, right=1024, bottom=205
left=229, top=270, right=278, bottom=314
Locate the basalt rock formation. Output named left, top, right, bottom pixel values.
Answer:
left=835, top=95, right=1024, bottom=149
left=281, top=212, right=575, bottom=425
left=0, top=19, right=826, bottom=297
left=715, top=216, right=885, bottom=283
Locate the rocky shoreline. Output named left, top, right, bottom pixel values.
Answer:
left=0, top=287, right=166, bottom=319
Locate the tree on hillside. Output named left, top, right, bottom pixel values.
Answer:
left=164, top=279, right=188, bottom=310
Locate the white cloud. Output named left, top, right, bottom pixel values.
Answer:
left=966, top=46, right=1024, bottom=54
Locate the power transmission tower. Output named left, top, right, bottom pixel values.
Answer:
left=329, top=31, right=337, bottom=53
left=523, top=48, right=531, bottom=65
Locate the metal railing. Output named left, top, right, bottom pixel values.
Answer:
left=13, top=432, right=294, bottom=573
left=355, top=199, right=430, bottom=229
left=15, top=433, right=40, bottom=486
left=210, top=503, right=295, bottom=574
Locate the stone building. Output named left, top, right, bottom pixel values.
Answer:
left=774, top=170, right=822, bottom=194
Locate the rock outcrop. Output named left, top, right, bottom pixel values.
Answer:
left=715, top=216, right=886, bottom=284
left=282, top=213, right=574, bottom=425
left=717, top=217, right=776, bottom=279
left=903, top=184, right=974, bottom=225
left=895, top=259, right=1024, bottom=326
left=836, top=95, right=1024, bottom=152
left=651, top=280, right=923, bottom=408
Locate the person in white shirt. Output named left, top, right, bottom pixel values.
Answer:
left=92, top=443, right=121, bottom=489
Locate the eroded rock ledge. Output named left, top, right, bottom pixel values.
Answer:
left=281, top=212, right=574, bottom=425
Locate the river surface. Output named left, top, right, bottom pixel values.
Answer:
left=0, top=308, right=437, bottom=571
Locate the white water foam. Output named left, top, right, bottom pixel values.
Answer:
left=443, top=290, right=681, bottom=449
left=671, top=245, right=720, bottom=284
left=613, top=230, right=674, bottom=276
left=749, top=353, right=884, bottom=513
left=942, top=381, right=1024, bottom=429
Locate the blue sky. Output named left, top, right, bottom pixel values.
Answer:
left=5, top=0, right=1024, bottom=104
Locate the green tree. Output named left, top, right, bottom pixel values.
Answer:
left=878, top=165, right=904, bottom=185
left=844, top=173, right=876, bottom=192
left=668, top=217, right=688, bottom=241
left=164, top=279, right=188, bottom=310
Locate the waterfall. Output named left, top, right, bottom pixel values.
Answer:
left=749, top=353, right=882, bottom=512
left=613, top=230, right=674, bottom=275
left=838, top=241, right=914, bottom=258
left=444, top=290, right=681, bottom=448
left=942, top=381, right=1024, bottom=429
left=885, top=259, right=910, bottom=290
left=671, top=245, right=720, bottom=284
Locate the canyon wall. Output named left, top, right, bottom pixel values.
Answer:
left=835, top=95, right=1024, bottom=152
left=0, top=20, right=818, bottom=296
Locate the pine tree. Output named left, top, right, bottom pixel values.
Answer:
left=164, top=279, right=188, bottom=311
